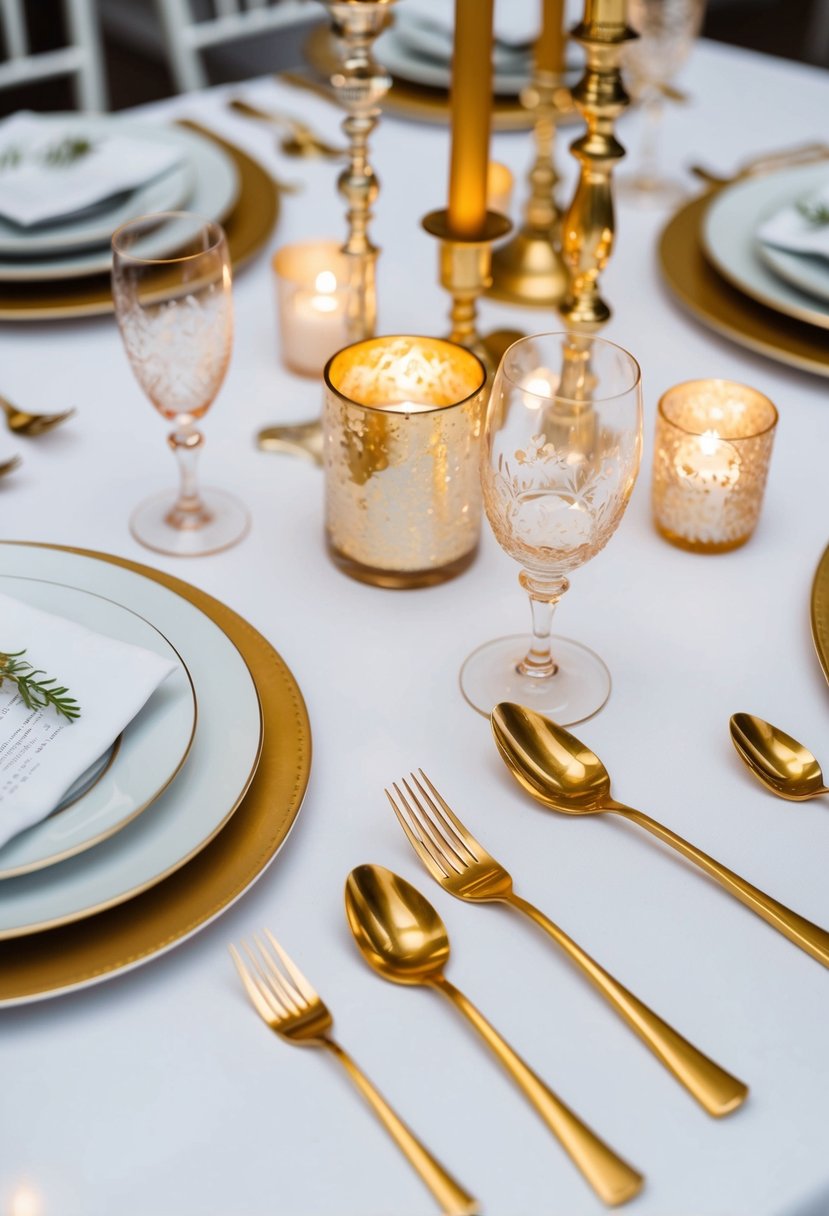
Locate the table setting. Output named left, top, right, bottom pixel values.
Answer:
left=2, top=0, right=829, bottom=1212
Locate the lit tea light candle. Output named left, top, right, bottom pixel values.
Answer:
left=487, top=162, right=514, bottom=217
left=652, top=379, right=778, bottom=553
left=272, top=240, right=349, bottom=377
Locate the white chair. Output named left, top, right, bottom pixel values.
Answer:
left=155, top=0, right=312, bottom=93
left=0, top=0, right=108, bottom=110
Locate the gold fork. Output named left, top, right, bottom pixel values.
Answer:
left=387, top=773, right=749, bottom=1119
left=230, top=930, right=479, bottom=1215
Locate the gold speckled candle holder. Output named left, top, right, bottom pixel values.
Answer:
left=652, top=379, right=778, bottom=553
left=323, top=335, right=488, bottom=587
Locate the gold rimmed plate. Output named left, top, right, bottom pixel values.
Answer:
left=0, top=543, right=262, bottom=939
left=810, top=542, right=829, bottom=687
left=0, top=574, right=197, bottom=879
left=659, top=191, right=829, bottom=380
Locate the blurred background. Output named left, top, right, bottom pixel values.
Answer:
left=0, top=0, right=824, bottom=116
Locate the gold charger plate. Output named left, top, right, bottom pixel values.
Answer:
left=0, top=123, right=279, bottom=323
left=810, top=542, right=829, bottom=685
left=0, top=544, right=311, bottom=1006
left=303, top=24, right=542, bottom=131
left=658, top=192, right=829, bottom=380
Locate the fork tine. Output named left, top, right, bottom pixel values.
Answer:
left=254, top=933, right=304, bottom=1015
left=417, top=770, right=481, bottom=861
left=264, top=930, right=318, bottom=1004
left=397, top=779, right=465, bottom=876
left=385, top=785, right=454, bottom=881
left=401, top=776, right=471, bottom=870
left=231, top=943, right=285, bottom=1022
left=243, top=940, right=292, bottom=1018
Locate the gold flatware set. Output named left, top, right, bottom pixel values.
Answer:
left=228, top=97, right=346, bottom=160
left=232, top=698, right=829, bottom=1209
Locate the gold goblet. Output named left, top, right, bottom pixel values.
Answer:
left=460, top=333, right=642, bottom=723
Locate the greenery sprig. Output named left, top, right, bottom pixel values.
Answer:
left=0, top=136, right=95, bottom=173
left=0, top=650, right=80, bottom=721
left=797, top=198, right=829, bottom=226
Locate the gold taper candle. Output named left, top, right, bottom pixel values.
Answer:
left=536, top=0, right=565, bottom=74
left=447, top=0, right=495, bottom=238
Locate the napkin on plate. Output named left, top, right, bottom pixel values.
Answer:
left=0, top=590, right=177, bottom=851
left=0, top=111, right=183, bottom=229
left=756, top=180, right=829, bottom=259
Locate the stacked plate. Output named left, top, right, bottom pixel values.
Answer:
left=659, top=162, right=829, bottom=378
left=0, top=114, right=279, bottom=322
left=0, top=543, right=311, bottom=1006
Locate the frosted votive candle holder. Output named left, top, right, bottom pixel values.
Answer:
left=323, top=335, right=488, bottom=587
left=652, top=379, right=778, bottom=553
left=273, top=240, right=349, bottom=377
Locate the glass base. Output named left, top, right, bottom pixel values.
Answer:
left=617, top=173, right=688, bottom=209
left=130, top=487, right=250, bottom=557
left=459, top=634, right=611, bottom=725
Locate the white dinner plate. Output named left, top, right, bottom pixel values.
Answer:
left=0, top=575, right=197, bottom=879
left=0, top=545, right=262, bottom=938
left=702, top=163, right=829, bottom=331
left=0, top=119, right=197, bottom=257
left=0, top=126, right=239, bottom=283
left=376, top=22, right=530, bottom=95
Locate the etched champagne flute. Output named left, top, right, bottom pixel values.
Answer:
left=111, top=212, right=248, bottom=556
left=622, top=0, right=706, bottom=205
left=460, top=333, right=642, bottom=723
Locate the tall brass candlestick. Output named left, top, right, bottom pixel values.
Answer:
left=558, top=0, right=636, bottom=334
left=323, top=0, right=397, bottom=342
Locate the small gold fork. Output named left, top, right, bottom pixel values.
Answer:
left=387, top=772, right=748, bottom=1119
left=230, top=930, right=479, bottom=1215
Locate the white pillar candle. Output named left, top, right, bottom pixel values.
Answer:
left=272, top=241, right=349, bottom=377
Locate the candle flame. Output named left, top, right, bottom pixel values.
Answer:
left=314, top=270, right=337, bottom=294
left=699, top=429, right=721, bottom=456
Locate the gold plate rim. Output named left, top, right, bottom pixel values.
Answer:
left=810, top=542, right=829, bottom=686
left=658, top=192, right=829, bottom=380
left=0, top=124, right=279, bottom=323
left=0, top=543, right=311, bottom=1006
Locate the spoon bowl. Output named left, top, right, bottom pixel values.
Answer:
left=729, top=712, right=828, bottom=801
left=345, top=864, right=449, bottom=984
left=0, top=396, right=75, bottom=437
left=491, top=702, right=612, bottom=813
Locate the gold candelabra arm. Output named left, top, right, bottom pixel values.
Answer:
left=559, top=17, right=636, bottom=333
left=323, top=0, right=396, bottom=340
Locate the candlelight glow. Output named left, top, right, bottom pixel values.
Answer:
left=10, top=1183, right=42, bottom=1216
left=699, top=429, right=722, bottom=456
left=314, top=270, right=337, bottom=294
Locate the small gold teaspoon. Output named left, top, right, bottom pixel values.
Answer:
left=729, top=712, right=829, bottom=802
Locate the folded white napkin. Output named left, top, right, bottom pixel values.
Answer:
left=0, top=591, right=177, bottom=851
left=399, top=0, right=540, bottom=48
left=0, top=112, right=183, bottom=229
left=757, top=180, right=829, bottom=259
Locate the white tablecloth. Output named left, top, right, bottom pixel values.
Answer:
left=2, top=40, right=829, bottom=1216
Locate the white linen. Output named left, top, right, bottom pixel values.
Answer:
left=0, top=112, right=183, bottom=228
left=3, top=42, right=829, bottom=1216
left=0, top=591, right=176, bottom=847
left=757, top=178, right=829, bottom=257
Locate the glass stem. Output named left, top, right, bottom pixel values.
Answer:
left=166, top=426, right=211, bottom=530
left=517, top=571, right=570, bottom=679
left=637, top=88, right=664, bottom=187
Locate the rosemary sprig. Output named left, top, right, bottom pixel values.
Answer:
left=0, top=136, right=95, bottom=173
left=797, top=198, right=829, bottom=226
left=0, top=650, right=80, bottom=721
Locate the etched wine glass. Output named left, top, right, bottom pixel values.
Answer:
left=460, top=333, right=643, bottom=723
left=622, top=0, right=706, bottom=205
left=111, top=212, right=248, bottom=556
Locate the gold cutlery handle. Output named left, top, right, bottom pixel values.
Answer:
left=325, top=1040, right=479, bottom=1215
left=617, top=806, right=829, bottom=968
left=507, top=893, right=748, bottom=1117
left=433, top=978, right=643, bottom=1207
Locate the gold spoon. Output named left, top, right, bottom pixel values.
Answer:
left=0, top=454, right=21, bottom=477
left=729, top=712, right=829, bottom=801
left=345, top=864, right=644, bottom=1208
left=491, top=702, right=829, bottom=969
left=0, top=395, right=75, bottom=437
left=228, top=98, right=345, bottom=159
left=256, top=420, right=322, bottom=466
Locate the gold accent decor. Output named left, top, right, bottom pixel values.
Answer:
left=323, top=335, right=487, bottom=588
left=319, top=0, right=396, bottom=342
left=659, top=193, right=829, bottom=379
left=812, top=542, right=829, bottom=688
left=651, top=380, right=778, bottom=554
left=558, top=7, right=636, bottom=332
left=729, top=713, right=829, bottom=803
left=422, top=208, right=512, bottom=367
left=489, top=70, right=573, bottom=307
left=0, top=543, right=311, bottom=1006
left=0, top=124, right=279, bottom=322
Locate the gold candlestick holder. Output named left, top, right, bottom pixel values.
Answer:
left=558, top=10, right=636, bottom=333
left=488, top=69, right=573, bottom=307
left=422, top=208, right=513, bottom=371
left=323, top=0, right=396, bottom=342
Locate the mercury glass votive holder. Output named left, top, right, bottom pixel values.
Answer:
left=272, top=240, right=350, bottom=377
left=652, top=379, right=778, bottom=553
left=323, top=335, right=488, bottom=588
